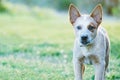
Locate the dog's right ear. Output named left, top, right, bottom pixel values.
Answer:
left=69, top=4, right=81, bottom=24
left=90, top=4, right=102, bottom=26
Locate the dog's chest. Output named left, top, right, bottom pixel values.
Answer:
left=81, top=47, right=93, bottom=57
left=80, top=47, right=98, bottom=64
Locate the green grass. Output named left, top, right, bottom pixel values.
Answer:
left=0, top=12, right=120, bottom=80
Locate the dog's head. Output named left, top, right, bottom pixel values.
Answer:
left=69, top=4, right=102, bottom=47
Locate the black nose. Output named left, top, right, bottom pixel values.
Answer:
left=81, top=35, right=88, bottom=45
left=81, top=35, right=88, bottom=41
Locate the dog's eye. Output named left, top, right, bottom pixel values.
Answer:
left=76, top=26, right=81, bottom=30
left=88, top=25, right=95, bottom=31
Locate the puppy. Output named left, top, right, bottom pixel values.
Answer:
left=69, top=4, right=110, bottom=80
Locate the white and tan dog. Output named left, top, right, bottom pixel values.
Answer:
left=69, top=4, right=110, bottom=80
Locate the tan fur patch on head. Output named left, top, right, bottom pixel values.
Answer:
left=87, top=23, right=97, bottom=32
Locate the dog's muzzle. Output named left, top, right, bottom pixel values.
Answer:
left=80, top=37, right=95, bottom=47
left=81, top=35, right=89, bottom=45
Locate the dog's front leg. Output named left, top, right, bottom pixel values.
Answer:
left=94, top=62, right=105, bottom=80
left=73, top=59, right=83, bottom=80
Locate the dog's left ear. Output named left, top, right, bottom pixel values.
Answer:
left=69, top=4, right=81, bottom=24
left=90, top=4, right=102, bottom=26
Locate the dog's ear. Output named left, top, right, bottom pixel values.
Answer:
left=69, top=4, right=81, bottom=24
left=90, top=4, right=102, bottom=26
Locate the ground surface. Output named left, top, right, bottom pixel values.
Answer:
left=0, top=13, right=120, bottom=80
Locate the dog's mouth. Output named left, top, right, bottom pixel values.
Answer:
left=80, top=42, right=90, bottom=47
left=80, top=39, right=94, bottom=47
left=81, top=41, right=90, bottom=45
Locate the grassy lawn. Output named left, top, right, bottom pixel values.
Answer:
left=0, top=13, right=120, bottom=80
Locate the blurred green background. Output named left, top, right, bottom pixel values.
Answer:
left=0, top=0, right=120, bottom=80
